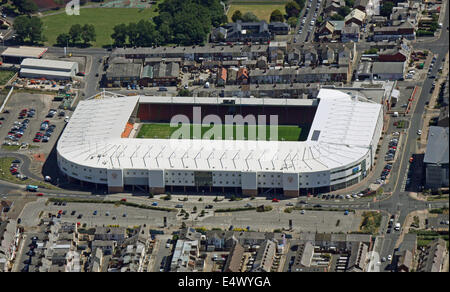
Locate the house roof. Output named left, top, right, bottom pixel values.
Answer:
left=224, top=242, right=244, bottom=272
left=106, top=62, right=142, bottom=79
left=345, top=9, right=366, bottom=23
left=424, top=126, right=449, bottom=164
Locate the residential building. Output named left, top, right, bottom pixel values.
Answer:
left=437, top=106, right=449, bottom=127
left=341, top=24, right=360, bottom=43
left=170, top=240, right=200, bottom=272
left=217, top=67, right=227, bottom=86
left=223, top=242, right=245, bottom=272
left=424, top=126, right=449, bottom=189
left=372, top=22, right=415, bottom=41
left=105, top=61, right=143, bottom=87
left=210, top=21, right=289, bottom=43
left=251, top=239, right=277, bottom=272
left=344, top=9, right=366, bottom=26
left=140, top=61, right=180, bottom=87
left=346, top=242, right=368, bottom=272
left=417, top=238, right=447, bottom=272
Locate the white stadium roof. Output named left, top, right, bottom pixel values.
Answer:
left=57, top=89, right=382, bottom=173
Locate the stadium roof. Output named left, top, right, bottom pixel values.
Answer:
left=57, top=89, right=382, bottom=173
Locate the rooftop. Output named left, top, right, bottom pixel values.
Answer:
left=57, top=89, right=382, bottom=173
left=424, top=126, right=449, bottom=165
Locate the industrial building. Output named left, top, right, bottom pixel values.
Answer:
left=56, top=89, right=383, bottom=196
left=1, top=46, right=47, bottom=64
left=424, top=126, right=449, bottom=189
left=19, top=58, right=79, bottom=80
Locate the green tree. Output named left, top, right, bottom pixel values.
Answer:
left=81, top=24, right=96, bottom=46
left=285, top=1, right=301, bottom=18
left=294, top=0, right=306, bottom=10
left=270, top=9, right=284, bottom=23
left=69, top=24, right=83, bottom=45
left=56, top=33, right=70, bottom=47
left=12, top=15, right=45, bottom=44
left=178, top=88, right=192, bottom=96
left=380, top=1, right=394, bottom=17
left=12, top=15, right=30, bottom=43
left=12, top=0, right=37, bottom=14
left=241, top=12, right=259, bottom=22
left=338, top=6, right=351, bottom=17
left=330, top=14, right=345, bottom=20
left=345, top=0, right=355, bottom=7
left=111, top=23, right=128, bottom=47
left=231, top=10, right=243, bottom=22
left=287, top=16, right=298, bottom=27
left=193, top=206, right=197, bottom=213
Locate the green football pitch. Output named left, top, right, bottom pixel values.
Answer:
left=137, top=123, right=305, bottom=141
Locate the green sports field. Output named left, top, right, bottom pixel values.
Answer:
left=137, top=123, right=304, bottom=141
left=41, top=8, right=158, bottom=47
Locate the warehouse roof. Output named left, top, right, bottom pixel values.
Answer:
left=424, top=126, right=449, bottom=165
left=372, top=62, right=404, bottom=74
left=1, top=46, right=47, bottom=58
left=57, top=89, right=382, bottom=173
left=21, top=58, right=77, bottom=70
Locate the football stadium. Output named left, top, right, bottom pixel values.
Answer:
left=56, top=89, right=383, bottom=197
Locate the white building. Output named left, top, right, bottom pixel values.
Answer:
left=56, top=89, right=383, bottom=197
left=20, top=58, right=79, bottom=80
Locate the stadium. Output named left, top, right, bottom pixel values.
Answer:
left=56, top=89, right=383, bottom=197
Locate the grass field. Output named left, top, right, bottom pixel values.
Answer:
left=0, top=70, right=16, bottom=86
left=227, top=3, right=287, bottom=22
left=41, top=8, right=158, bottom=47
left=137, top=123, right=303, bottom=141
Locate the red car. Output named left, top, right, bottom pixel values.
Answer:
left=36, top=193, right=44, bottom=197
left=120, top=198, right=127, bottom=202
left=272, top=198, right=280, bottom=203
left=409, top=157, right=414, bottom=163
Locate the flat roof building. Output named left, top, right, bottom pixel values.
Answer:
left=1, top=46, right=48, bottom=64
left=19, top=58, right=78, bottom=80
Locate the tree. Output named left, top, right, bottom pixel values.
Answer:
left=80, top=24, right=96, bottom=46
left=12, top=15, right=45, bottom=44
left=345, top=0, right=355, bottom=7
left=294, top=0, right=306, bottom=10
left=270, top=9, right=284, bottom=23
left=241, top=12, right=259, bottom=22
left=338, top=6, right=351, bottom=17
left=285, top=1, right=301, bottom=18
left=111, top=23, right=128, bottom=47
left=12, top=0, right=37, bottom=14
left=380, top=1, right=394, bottom=17
left=330, top=14, right=345, bottom=20
left=231, top=10, right=243, bottom=22
left=12, top=15, right=30, bottom=43
left=69, top=24, right=83, bottom=45
left=178, top=88, right=192, bottom=96
left=56, top=33, right=70, bottom=47
left=193, top=206, right=197, bottom=213
left=287, top=16, right=298, bottom=27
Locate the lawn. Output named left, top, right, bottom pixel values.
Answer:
left=41, top=7, right=159, bottom=47
left=137, top=123, right=303, bottom=141
left=0, top=70, right=16, bottom=86
left=227, top=3, right=288, bottom=22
